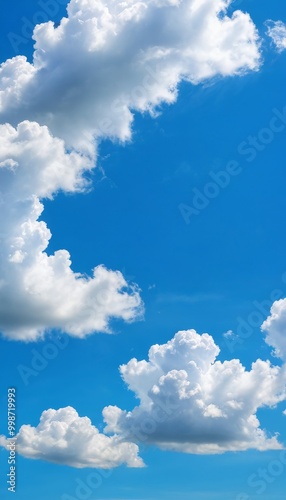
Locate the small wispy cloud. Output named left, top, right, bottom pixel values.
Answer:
left=223, top=330, right=235, bottom=339
left=265, top=20, right=286, bottom=52
left=148, top=284, right=156, bottom=291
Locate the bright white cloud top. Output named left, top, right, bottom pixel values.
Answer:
left=103, top=330, right=286, bottom=455
left=0, top=406, right=144, bottom=468
left=0, top=0, right=261, bottom=151
left=266, top=20, right=286, bottom=53
left=0, top=0, right=262, bottom=340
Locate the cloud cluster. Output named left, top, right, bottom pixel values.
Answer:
left=0, top=120, right=142, bottom=341
left=103, top=329, right=286, bottom=454
left=2, top=330, right=286, bottom=465
left=0, top=0, right=261, bottom=340
left=0, top=0, right=261, bottom=151
left=1, top=0, right=285, bottom=469
left=0, top=406, right=144, bottom=468
left=266, top=20, right=286, bottom=52
left=262, top=299, right=286, bottom=362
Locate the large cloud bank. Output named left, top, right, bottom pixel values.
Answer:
left=0, top=121, right=142, bottom=341
left=0, top=0, right=261, bottom=340
left=103, top=330, right=286, bottom=454
left=0, top=0, right=261, bottom=151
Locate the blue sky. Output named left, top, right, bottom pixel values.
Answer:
left=0, top=0, right=286, bottom=499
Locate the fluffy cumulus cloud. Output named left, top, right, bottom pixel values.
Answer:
left=262, top=299, right=286, bottom=361
left=103, top=330, right=286, bottom=454
left=2, top=331, right=286, bottom=464
left=0, top=120, right=142, bottom=341
left=266, top=20, right=286, bottom=52
left=0, top=0, right=261, bottom=340
left=0, top=406, right=144, bottom=468
left=0, top=0, right=261, bottom=151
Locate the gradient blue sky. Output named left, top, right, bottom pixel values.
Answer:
left=0, top=1, right=286, bottom=499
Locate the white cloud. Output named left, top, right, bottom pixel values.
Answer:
left=0, top=121, right=142, bottom=341
left=0, top=0, right=261, bottom=152
left=266, top=20, right=286, bottom=52
left=103, top=329, right=286, bottom=454
left=0, top=407, right=144, bottom=468
left=0, top=0, right=262, bottom=340
left=223, top=329, right=235, bottom=338
left=261, top=299, right=286, bottom=361
left=2, top=330, right=286, bottom=464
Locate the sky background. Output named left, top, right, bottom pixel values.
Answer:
left=0, top=0, right=286, bottom=499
